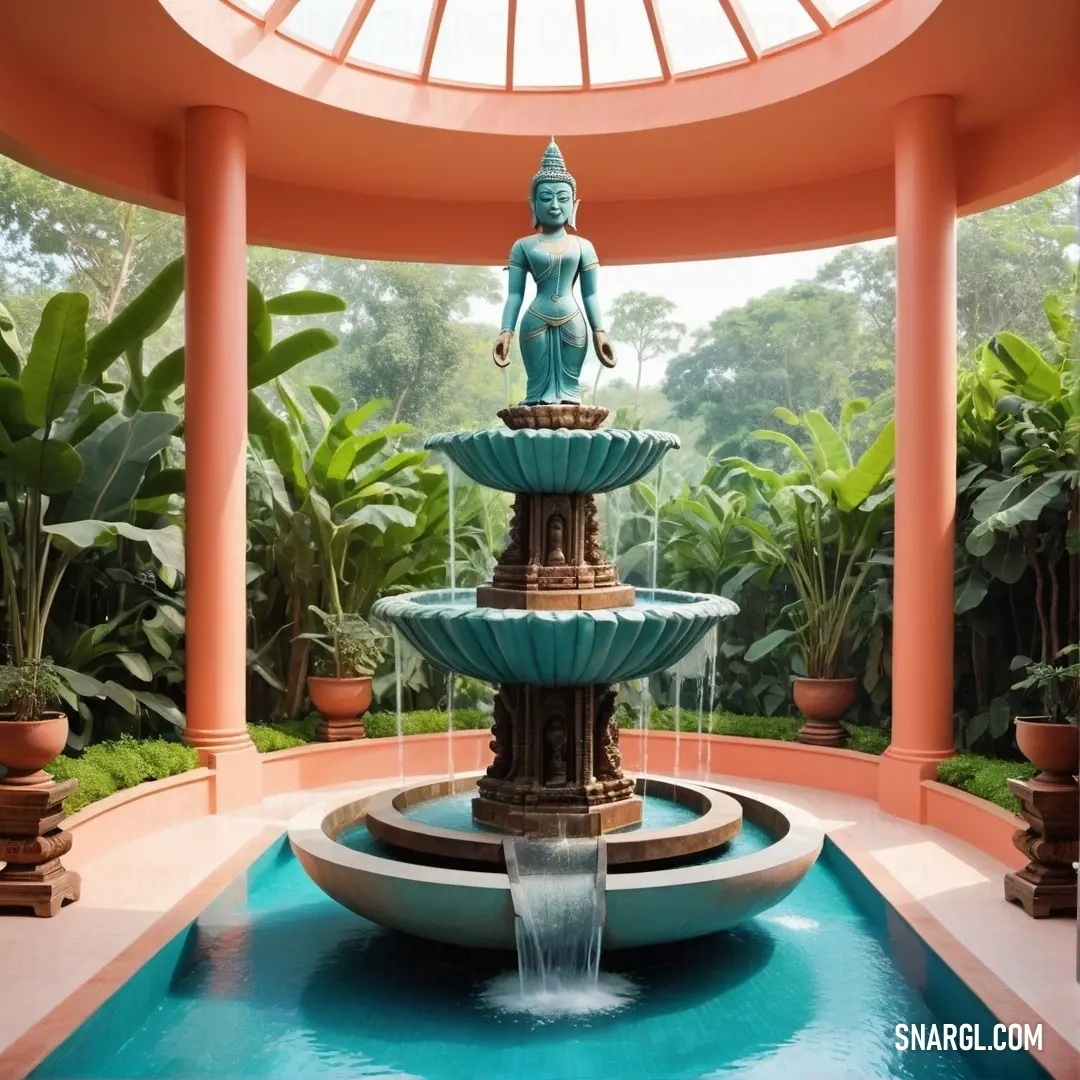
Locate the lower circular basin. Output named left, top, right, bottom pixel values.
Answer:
left=288, top=779, right=824, bottom=951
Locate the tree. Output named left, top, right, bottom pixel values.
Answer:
left=606, top=291, right=685, bottom=412
left=0, top=158, right=183, bottom=325
left=663, top=282, right=867, bottom=458
left=816, top=181, right=1078, bottom=360
left=306, top=261, right=500, bottom=426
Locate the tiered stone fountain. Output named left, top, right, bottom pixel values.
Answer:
left=290, top=140, right=822, bottom=955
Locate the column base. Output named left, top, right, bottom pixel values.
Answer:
left=204, top=746, right=263, bottom=813
left=878, top=747, right=953, bottom=821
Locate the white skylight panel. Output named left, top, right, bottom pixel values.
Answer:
left=656, top=0, right=748, bottom=73
left=585, top=0, right=662, bottom=85
left=429, top=0, right=509, bottom=86
left=241, top=0, right=277, bottom=15
left=513, top=0, right=583, bottom=88
left=279, top=0, right=356, bottom=51
left=732, top=0, right=818, bottom=52
left=815, top=0, right=877, bottom=23
left=349, top=0, right=436, bottom=75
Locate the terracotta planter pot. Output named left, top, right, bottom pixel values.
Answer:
left=1014, top=717, right=1078, bottom=785
left=0, top=713, right=68, bottom=786
left=793, top=677, right=857, bottom=748
left=309, top=676, right=372, bottom=742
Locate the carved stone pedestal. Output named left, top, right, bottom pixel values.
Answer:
left=474, top=684, right=641, bottom=837
left=476, top=492, right=633, bottom=612
left=0, top=779, right=81, bottom=917
left=1003, top=777, right=1077, bottom=919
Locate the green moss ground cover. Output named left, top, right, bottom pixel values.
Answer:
left=934, top=754, right=1036, bottom=814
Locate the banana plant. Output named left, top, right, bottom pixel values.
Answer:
left=246, top=382, right=491, bottom=717
left=0, top=287, right=186, bottom=742
left=716, top=403, right=895, bottom=681
left=138, top=275, right=345, bottom=412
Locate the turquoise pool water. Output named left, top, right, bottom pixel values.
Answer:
left=34, top=832, right=1048, bottom=1080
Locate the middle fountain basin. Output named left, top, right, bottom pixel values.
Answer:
left=372, top=588, right=737, bottom=686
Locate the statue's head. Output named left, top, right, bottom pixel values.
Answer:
left=530, top=138, right=578, bottom=230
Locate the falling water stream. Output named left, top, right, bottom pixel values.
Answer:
left=393, top=628, right=405, bottom=792
left=446, top=460, right=457, bottom=779
left=484, top=836, right=633, bottom=1016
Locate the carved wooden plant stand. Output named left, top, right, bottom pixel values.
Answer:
left=1003, top=777, right=1077, bottom=919
left=0, top=778, right=81, bottom=917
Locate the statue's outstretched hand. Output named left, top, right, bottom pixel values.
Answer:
left=594, top=330, right=616, bottom=369
left=493, top=330, right=513, bottom=368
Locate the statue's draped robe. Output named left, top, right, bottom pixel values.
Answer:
left=510, top=235, right=598, bottom=405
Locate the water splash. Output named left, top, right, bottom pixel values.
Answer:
left=638, top=680, right=652, bottom=800
left=484, top=836, right=634, bottom=1018
left=394, top=628, right=405, bottom=792
left=695, top=666, right=705, bottom=779
left=649, top=462, right=663, bottom=602
left=502, top=364, right=511, bottom=409
left=446, top=671, right=455, bottom=781
left=706, top=632, right=718, bottom=780
left=672, top=626, right=718, bottom=781
left=673, top=671, right=682, bottom=778
left=447, top=461, right=457, bottom=600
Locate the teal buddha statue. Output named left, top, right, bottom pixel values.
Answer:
left=492, top=139, right=615, bottom=404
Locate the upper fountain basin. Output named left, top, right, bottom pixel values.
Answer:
left=372, top=588, right=737, bottom=686
left=425, top=428, right=680, bottom=494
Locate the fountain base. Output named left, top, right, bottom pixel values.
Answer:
left=472, top=793, right=642, bottom=837
left=475, top=683, right=642, bottom=835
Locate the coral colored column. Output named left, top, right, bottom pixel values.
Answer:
left=181, top=108, right=260, bottom=807
left=879, top=97, right=957, bottom=821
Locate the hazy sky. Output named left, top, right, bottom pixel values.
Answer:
left=472, top=242, right=872, bottom=387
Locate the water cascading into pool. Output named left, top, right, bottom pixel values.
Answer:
left=487, top=835, right=634, bottom=1015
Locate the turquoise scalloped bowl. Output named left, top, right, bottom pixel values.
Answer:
left=372, top=589, right=737, bottom=687
left=424, top=428, right=680, bottom=494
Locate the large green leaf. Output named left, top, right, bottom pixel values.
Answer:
left=43, top=520, right=184, bottom=571
left=985, top=332, right=1060, bottom=401
left=248, top=392, right=308, bottom=496
left=803, top=411, right=851, bottom=475
left=265, top=290, right=346, bottom=316
left=58, top=412, right=179, bottom=522
left=0, top=302, right=22, bottom=378
left=248, top=328, right=339, bottom=389
left=954, top=569, right=989, bottom=615
left=832, top=420, right=895, bottom=512
left=971, top=476, right=1062, bottom=536
left=326, top=424, right=410, bottom=482
left=131, top=690, right=184, bottom=728
left=751, top=429, right=815, bottom=474
left=839, top=398, right=871, bottom=432
left=84, top=258, right=184, bottom=381
left=745, top=628, right=796, bottom=663
left=0, top=377, right=32, bottom=440
left=7, top=437, right=83, bottom=494
left=21, top=292, right=88, bottom=427
left=247, top=281, right=271, bottom=362
left=52, top=387, right=119, bottom=446
left=141, top=347, right=185, bottom=411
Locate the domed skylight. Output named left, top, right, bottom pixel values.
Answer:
left=232, top=0, right=885, bottom=89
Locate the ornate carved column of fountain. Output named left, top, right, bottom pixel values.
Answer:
left=1004, top=777, right=1078, bottom=918
left=0, top=779, right=80, bottom=916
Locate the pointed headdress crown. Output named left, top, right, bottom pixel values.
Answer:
left=530, top=137, right=576, bottom=200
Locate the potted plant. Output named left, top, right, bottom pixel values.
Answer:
left=301, top=608, right=387, bottom=741
left=0, top=660, right=71, bottom=786
left=732, top=406, right=895, bottom=748
left=1011, top=647, right=1079, bottom=784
